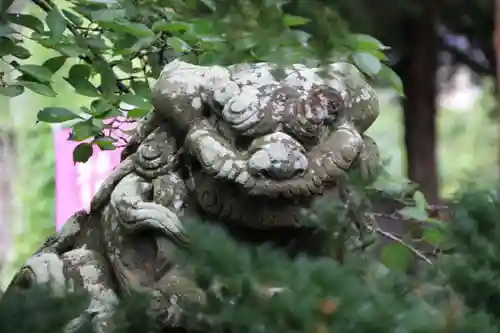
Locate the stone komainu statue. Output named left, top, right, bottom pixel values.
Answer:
left=1, top=60, right=381, bottom=332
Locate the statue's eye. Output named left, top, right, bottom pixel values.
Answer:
left=328, top=98, right=342, bottom=113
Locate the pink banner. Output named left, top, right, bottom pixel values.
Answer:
left=53, top=119, right=134, bottom=230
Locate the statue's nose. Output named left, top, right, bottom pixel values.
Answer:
left=248, top=142, right=308, bottom=180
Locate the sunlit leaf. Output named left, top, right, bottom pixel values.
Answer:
left=127, top=108, right=150, bottom=118
left=350, top=33, right=389, bottom=51
left=423, top=227, right=443, bottom=247
left=379, top=65, right=404, bottom=97
left=167, top=36, right=191, bottom=53
left=413, top=191, right=429, bottom=210
left=283, top=14, right=311, bottom=27
left=199, top=0, right=216, bottom=11
left=352, top=52, right=382, bottom=75
left=398, top=206, right=428, bottom=221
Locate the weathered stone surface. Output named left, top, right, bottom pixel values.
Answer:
left=1, top=60, right=381, bottom=332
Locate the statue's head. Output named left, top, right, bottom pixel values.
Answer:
left=150, top=60, right=381, bottom=227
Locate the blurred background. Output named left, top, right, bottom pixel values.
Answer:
left=0, top=0, right=498, bottom=287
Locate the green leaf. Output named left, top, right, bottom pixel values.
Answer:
left=167, top=36, right=191, bottom=53
left=130, top=80, right=150, bottom=98
left=6, top=13, right=44, bottom=32
left=73, top=142, right=93, bottom=163
left=62, top=9, right=83, bottom=26
left=127, top=108, right=150, bottom=118
left=0, top=84, right=24, bottom=97
left=351, top=34, right=389, bottom=51
left=68, top=64, right=92, bottom=79
left=413, top=191, right=428, bottom=210
left=234, top=37, right=257, bottom=51
left=17, top=64, right=53, bottom=83
left=18, top=80, right=57, bottom=97
left=55, top=44, right=86, bottom=57
left=91, top=9, right=126, bottom=22
left=66, top=77, right=100, bottom=97
left=152, top=20, right=190, bottom=33
left=93, top=136, right=116, bottom=150
left=352, top=52, right=382, bottom=76
left=71, top=119, right=101, bottom=141
left=101, top=20, right=154, bottom=38
left=46, top=7, right=67, bottom=39
left=0, top=24, right=15, bottom=37
left=10, top=45, right=31, bottom=59
left=37, top=107, right=81, bottom=123
left=379, top=65, right=404, bottom=97
left=94, top=60, right=117, bottom=97
left=397, top=206, right=428, bottom=221
left=371, top=50, right=388, bottom=61
left=423, top=227, right=443, bottom=247
left=86, top=36, right=108, bottom=50
left=90, top=98, right=114, bottom=117
left=66, top=64, right=99, bottom=97
left=125, top=36, right=155, bottom=54
left=381, top=243, right=413, bottom=272
left=43, top=56, right=67, bottom=74
left=283, top=14, right=311, bottom=27
left=0, top=37, right=15, bottom=57
left=199, top=0, right=216, bottom=11
left=120, top=94, right=152, bottom=109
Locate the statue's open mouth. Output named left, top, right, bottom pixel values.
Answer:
left=151, top=59, right=380, bottom=202
left=185, top=115, right=364, bottom=199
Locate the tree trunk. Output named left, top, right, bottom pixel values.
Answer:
left=398, top=1, right=441, bottom=204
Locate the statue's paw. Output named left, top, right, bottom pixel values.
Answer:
left=349, top=135, right=381, bottom=184
left=126, top=201, right=189, bottom=245
left=10, top=252, right=68, bottom=296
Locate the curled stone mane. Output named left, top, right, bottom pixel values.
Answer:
left=1, top=60, right=383, bottom=333
left=148, top=60, right=381, bottom=228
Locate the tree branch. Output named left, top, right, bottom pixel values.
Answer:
left=439, top=36, right=493, bottom=76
